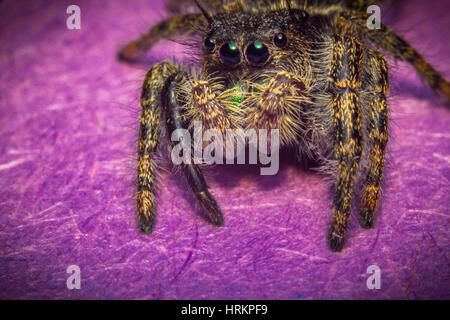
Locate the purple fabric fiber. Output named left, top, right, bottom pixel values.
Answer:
left=0, top=0, right=449, bottom=300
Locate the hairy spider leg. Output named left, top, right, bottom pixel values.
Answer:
left=245, top=71, right=305, bottom=146
left=375, top=24, right=450, bottom=99
left=185, top=80, right=241, bottom=136
left=360, top=51, right=389, bottom=228
left=327, top=34, right=364, bottom=252
left=164, top=74, right=224, bottom=226
left=137, top=62, right=180, bottom=233
left=119, top=13, right=204, bottom=61
left=345, top=0, right=378, bottom=9
left=341, top=11, right=450, bottom=100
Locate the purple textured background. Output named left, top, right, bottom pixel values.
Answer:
left=0, top=0, right=449, bottom=300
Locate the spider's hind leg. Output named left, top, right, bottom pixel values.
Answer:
left=166, top=0, right=225, bottom=14
left=345, top=0, right=378, bottom=9
left=119, top=13, right=204, bottom=62
left=340, top=9, right=450, bottom=100
left=374, top=25, right=450, bottom=99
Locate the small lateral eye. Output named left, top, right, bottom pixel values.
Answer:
left=291, top=9, right=308, bottom=22
left=204, top=37, right=215, bottom=52
left=274, top=33, right=287, bottom=48
left=298, top=10, right=308, bottom=20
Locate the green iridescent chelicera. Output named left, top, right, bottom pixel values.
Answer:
left=231, top=82, right=244, bottom=107
left=230, top=80, right=269, bottom=107
left=232, top=94, right=242, bottom=106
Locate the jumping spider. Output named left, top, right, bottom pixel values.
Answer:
left=119, top=0, right=450, bottom=251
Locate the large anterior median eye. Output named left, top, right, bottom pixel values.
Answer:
left=246, top=41, right=269, bottom=64
left=219, top=43, right=240, bottom=65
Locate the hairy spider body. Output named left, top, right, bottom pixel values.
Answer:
left=120, top=0, right=450, bottom=251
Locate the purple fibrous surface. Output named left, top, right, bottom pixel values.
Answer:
left=0, top=0, right=449, bottom=299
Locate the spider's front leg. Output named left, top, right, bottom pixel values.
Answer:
left=137, top=62, right=180, bottom=233
left=359, top=52, right=389, bottom=228
left=162, top=74, right=241, bottom=226
left=327, top=34, right=364, bottom=251
left=138, top=63, right=227, bottom=233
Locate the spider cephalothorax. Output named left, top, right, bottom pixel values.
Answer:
left=200, top=8, right=310, bottom=75
left=198, top=7, right=319, bottom=146
left=119, top=0, right=450, bottom=251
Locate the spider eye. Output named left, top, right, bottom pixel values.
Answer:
left=220, top=43, right=241, bottom=65
left=246, top=41, right=269, bottom=64
left=204, top=37, right=215, bottom=52
left=297, top=10, right=308, bottom=20
left=274, top=33, right=287, bottom=48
